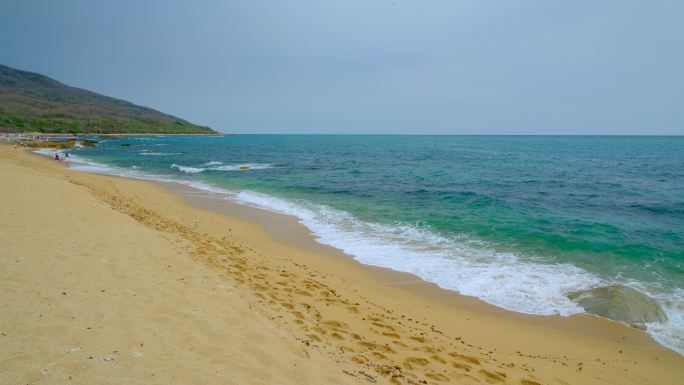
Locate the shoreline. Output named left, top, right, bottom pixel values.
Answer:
left=3, top=144, right=683, bottom=384
left=61, top=148, right=682, bottom=351
left=30, top=146, right=684, bottom=353
left=153, top=177, right=675, bottom=347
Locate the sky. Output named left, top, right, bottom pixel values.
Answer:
left=1, top=0, right=683, bottom=134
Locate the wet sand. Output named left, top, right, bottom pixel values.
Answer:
left=1, top=144, right=682, bottom=385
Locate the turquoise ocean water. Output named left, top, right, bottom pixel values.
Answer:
left=54, top=135, right=684, bottom=353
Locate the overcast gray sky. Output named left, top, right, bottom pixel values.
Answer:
left=2, top=0, right=683, bottom=134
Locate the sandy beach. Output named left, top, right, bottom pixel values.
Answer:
left=1, top=144, right=682, bottom=385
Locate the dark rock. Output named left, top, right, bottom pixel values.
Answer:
left=568, top=285, right=667, bottom=326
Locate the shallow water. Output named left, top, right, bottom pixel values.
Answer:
left=58, top=135, right=684, bottom=354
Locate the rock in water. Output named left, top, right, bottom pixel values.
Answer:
left=568, top=285, right=667, bottom=327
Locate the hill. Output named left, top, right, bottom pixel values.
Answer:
left=0, top=64, right=217, bottom=134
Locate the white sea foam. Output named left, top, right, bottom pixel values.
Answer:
left=212, top=163, right=272, bottom=171
left=171, top=164, right=205, bottom=173
left=171, top=163, right=272, bottom=173
left=139, top=152, right=180, bottom=156
left=180, top=180, right=236, bottom=195
left=34, top=149, right=170, bottom=181
left=627, top=283, right=684, bottom=355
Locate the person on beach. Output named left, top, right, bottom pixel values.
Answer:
left=64, top=152, right=69, bottom=161
left=54, top=151, right=60, bottom=161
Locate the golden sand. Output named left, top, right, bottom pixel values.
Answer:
left=1, top=144, right=682, bottom=384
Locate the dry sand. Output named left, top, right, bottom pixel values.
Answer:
left=1, top=144, right=682, bottom=385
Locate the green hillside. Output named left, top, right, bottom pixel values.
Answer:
left=0, top=64, right=217, bottom=134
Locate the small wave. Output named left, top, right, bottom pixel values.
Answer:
left=171, top=164, right=205, bottom=174
left=180, top=180, right=236, bottom=195
left=171, top=163, right=272, bottom=173
left=140, top=152, right=181, bottom=156
left=204, top=161, right=223, bottom=166
left=212, top=163, right=272, bottom=171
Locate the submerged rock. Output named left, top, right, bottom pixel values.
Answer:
left=568, top=285, right=667, bottom=327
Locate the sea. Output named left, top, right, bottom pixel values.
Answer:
left=45, top=135, right=684, bottom=354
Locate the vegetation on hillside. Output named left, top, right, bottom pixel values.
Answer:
left=0, top=64, right=217, bottom=134
left=0, top=108, right=216, bottom=134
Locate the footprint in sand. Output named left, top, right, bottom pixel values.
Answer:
left=478, top=369, right=507, bottom=383
left=403, top=356, right=430, bottom=370
left=449, top=352, right=480, bottom=365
